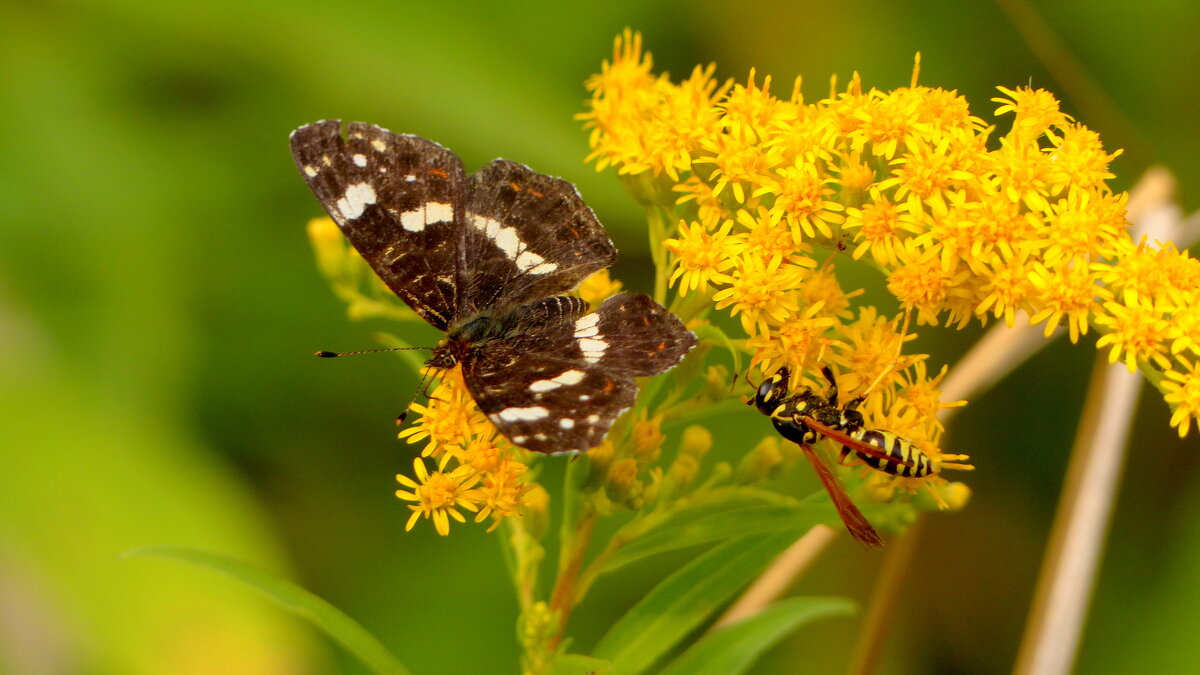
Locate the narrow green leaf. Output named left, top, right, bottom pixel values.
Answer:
left=545, top=654, right=613, bottom=675
left=691, top=323, right=742, bottom=379
left=125, top=546, right=412, bottom=675
left=592, top=531, right=802, bottom=675
left=604, top=499, right=830, bottom=573
left=659, top=597, right=857, bottom=675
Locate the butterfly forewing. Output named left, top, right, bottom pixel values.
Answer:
left=462, top=160, right=617, bottom=315
left=290, top=120, right=465, bottom=330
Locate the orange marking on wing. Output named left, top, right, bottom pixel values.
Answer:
left=531, top=189, right=544, bottom=197
left=656, top=342, right=666, bottom=350
left=429, top=168, right=448, bottom=179
left=801, top=416, right=913, bottom=468
left=602, top=380, right=615, bottom=393
left=510, top=181, right=523, bottom=191
left=642, top=316, right=651, bottom=326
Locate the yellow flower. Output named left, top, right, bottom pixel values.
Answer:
left=473, top=460, right=531, bottom=531
left=746, top=303, right=838, bottom=376
left=712, top=254, right=806, bottom=336
left=1163, top=358, right=1200, bottom=437
left=397, top=366, right=479, bottom=461
left=664, top=219, right=739, bottom=295
left=1045, top=123, right=1121, bottom=191
left=577, top=268, right=624, bottom=305
left=975, top=253, right=1036, bottom=327
left=843, top=195, right=921, bottom=268
left=755, top=161, right=845, bottom=241
left=1027, top=260, right=1101, bottom=342
left=1094, top=294, right=1173, bottom=373
left=992, top=86, right=1071, bottom=140
left=395, top=458, right=482, bottom=536
left=829, top=307, right=915, bottom=398
left=886, top=240, right=971, bottom=327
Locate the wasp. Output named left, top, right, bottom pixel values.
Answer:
left=752, top=365, right=938, bottom=548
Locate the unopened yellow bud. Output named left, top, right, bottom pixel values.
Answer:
left=606, top=458, right=643, bottom=507
left=632, top=413, right=665, bottom=468
left=521, top=483, right=551, bottom=539
left=941, top=481, right=972, bottom=511
left=679, top=425, right=713, bottom=458
left=735, top=436, right=784, bottom=484
left=664, top=453, right=700, bottom=498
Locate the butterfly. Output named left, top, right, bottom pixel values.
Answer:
left=290, top=120, right=696, bottom=453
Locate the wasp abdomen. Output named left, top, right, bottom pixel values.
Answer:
left=843, top=429, right=935, bottom=478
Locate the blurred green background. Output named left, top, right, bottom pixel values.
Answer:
left=2, top=1, right=1198, bottom=673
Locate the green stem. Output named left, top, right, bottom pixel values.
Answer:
left=547, top=510, right=597, bottom=649
left=645, top=204, right=672, bottom=307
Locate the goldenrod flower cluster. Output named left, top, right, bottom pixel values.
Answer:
left=580, top=29, right=1199, bottom=440
left=395, top=366, right=532, bottom=535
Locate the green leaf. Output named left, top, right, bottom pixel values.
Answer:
left=604, top=497, right=830, bottom=573
left=125, top=546, right=412, bottom=675
left=658, top=597, right=856, bottom=675
left=592, top=531, right=804, bottom=675
left=545, top=654, right=613, bottom=675
left=691, top=323, right=742, bottom=378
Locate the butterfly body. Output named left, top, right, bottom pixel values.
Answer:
left=291, top=120, right=696, bottom=454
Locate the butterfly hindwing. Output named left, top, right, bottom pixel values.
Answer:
left=461, top=297, right=638, bottom=454
left=583, top=293, right=698, bottom=377
left=290, top=120, right=465, bottom=330
left=462, top=160, right=617, bottom=314
left=463, top=292, right=696, bottom=453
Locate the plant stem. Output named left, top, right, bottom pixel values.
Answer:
left=1012, top=352, right=1140, bottom=675
left=547, top=511, right=597, bottom=649
left=845, top=519, right=923, bottom=675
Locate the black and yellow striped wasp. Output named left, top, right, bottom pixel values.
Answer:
left=752, top=365, right=937, bottom=548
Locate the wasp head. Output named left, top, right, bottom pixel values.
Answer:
left=753, top=368, right=792, bottom=415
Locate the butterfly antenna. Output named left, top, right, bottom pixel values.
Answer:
left=395, top=366, right=439, bottom=426
left=315, top=347, right=428, bottom=358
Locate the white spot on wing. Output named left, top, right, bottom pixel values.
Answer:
left=335, top=182, right=376, bottom=220
left=497, top=406, right=550, bottom=423
left=554, top=370, right=586, bottom=386
left=528, top=369, right=587, bottom=393
left=399, top=201, right=454, bottom=233
left=404, top=174, right=417, bottom=182
left=574, top=314, right=600, bottom=338
left=579, top=337, right=608, bottom=363
left=469, top=213, right=558, bottom=275
left=515, top=250, right=546, bottom=271
left=559, top=419, right=575, bottom=430
left=371, top=139, right=387, bottom=152
left=303, top=165, right=318, bottom=177
left=426, top=202, right=454, bottom=223
left=352, top=154, right=367, bottom=167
